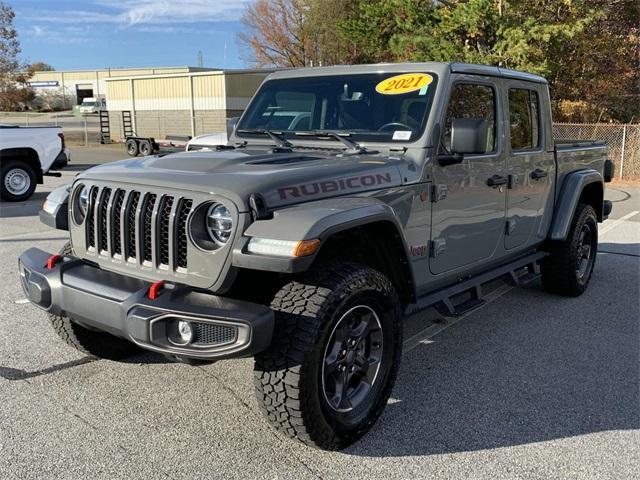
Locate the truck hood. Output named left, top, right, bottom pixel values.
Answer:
left=77, top=149, right=405, bottom=211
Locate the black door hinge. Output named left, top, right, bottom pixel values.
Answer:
left=431, top=184, right=448, bottom=203
left=429, top=238, right=446, bottom=257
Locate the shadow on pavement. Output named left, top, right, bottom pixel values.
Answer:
left=0, top=192, right=49, bottom=218
left=346, top=249, right=639, bottom=457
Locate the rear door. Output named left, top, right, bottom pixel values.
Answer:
left=504, top=82, right=554, bottom=249
left=429, top=77, right=507, bottom=275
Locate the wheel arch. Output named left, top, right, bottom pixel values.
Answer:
left=1, top=147, right=43, bottom=184
left=313, top=220, right=415, bottom=304
left=548, top=169, right=604, bottom=241
left=233, top=199, right=416, bottom=304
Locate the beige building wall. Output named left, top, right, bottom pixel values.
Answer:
left=29, top=67, right=209, bottom=106
left=105, top=69, right=273, bottom=141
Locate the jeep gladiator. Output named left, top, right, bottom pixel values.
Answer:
left=19, top=62, right=613, bottom=450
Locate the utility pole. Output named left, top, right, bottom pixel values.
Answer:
left=197, top=51, right=203, bottom=68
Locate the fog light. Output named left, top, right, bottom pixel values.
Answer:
left=177, top=320, right=193, bottom=344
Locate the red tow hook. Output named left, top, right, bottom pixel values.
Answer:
left=148, top=280, right=165, bottom=300
left=46, top=255, right=63, bottom=270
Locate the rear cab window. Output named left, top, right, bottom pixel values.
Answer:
left=508, top=88, right=540, bottom=150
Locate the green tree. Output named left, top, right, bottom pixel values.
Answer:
left=339, top=0, right=639, bottom=122
left=0, top=2, right=34, bottom=111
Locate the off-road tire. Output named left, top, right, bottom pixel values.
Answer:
left=48, top=242, right=140, bottom=360
left=541, top=203, right=598, bottom=296
left=254, top=262, right=402, bottom=450
left=1, top=160, right=37, bottom=202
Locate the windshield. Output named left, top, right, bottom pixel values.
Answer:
left=82, top=101, right=96, bottom=106
left=236, top=73, right=437, bottom=144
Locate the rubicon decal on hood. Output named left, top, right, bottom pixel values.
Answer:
left=277, top=173, right=394, bottom=200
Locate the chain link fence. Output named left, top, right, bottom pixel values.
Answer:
left=553, top=123, right=640, bottom=180
left=0, top=111, right=98, bottom=145
left=2, top=112, right=638, bottom=179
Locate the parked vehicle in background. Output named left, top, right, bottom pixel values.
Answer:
left=79, top=96, right=106, bottom=115
left=0, top=125, right=68, bottom=201
left=185, top=132, right=228, bottom=151
left=21, top=62, right=613, bottom=450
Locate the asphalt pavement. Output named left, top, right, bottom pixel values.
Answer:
left=0, top=147, right=638, bottom=479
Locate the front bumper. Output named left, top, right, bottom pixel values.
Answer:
left=18, top=248, right=274, bottom=360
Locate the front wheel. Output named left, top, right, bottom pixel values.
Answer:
left=254, top=263, right=402, bottom=450
left=541, top=203, right=598, bottom=296
left=48, top=242, right=141, bottom=360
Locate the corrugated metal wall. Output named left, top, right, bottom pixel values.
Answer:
left=105, top=70, right=270, bottom=141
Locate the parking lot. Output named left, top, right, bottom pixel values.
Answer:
left=1, top=146, right=638, bottom=480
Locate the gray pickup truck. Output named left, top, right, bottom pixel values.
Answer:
left=19, top=62, right=613, bottom=450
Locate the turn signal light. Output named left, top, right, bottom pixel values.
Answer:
left=293, top=239, right=321, bottom=257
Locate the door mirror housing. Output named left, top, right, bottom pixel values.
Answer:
left=450, top=118, right=489, bottom=155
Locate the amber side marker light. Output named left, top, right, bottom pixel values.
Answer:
left=294, top=239, right=321, bottom=257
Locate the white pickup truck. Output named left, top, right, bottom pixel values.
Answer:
left=0, top=125, right=69, bottom=201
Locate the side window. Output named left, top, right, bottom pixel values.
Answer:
left=509, top=89, right=540, bottom=150
left=442, top=83, right=496, bottom=153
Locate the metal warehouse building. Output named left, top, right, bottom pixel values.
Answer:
left=29, top=66, right=212, bottom=107
left=104, top=69, right=273, bottom=142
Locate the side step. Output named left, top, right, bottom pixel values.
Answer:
left=405, top=251, right=547, bottom=317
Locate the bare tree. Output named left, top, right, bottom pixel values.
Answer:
left=237, top=0, right=358, bottom=68
left=238, top=0, right=309, bottom=67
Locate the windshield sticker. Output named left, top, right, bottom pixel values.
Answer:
left=392, top=130, right=412, bottom=141
left=375, top=73, right=433, bottom=95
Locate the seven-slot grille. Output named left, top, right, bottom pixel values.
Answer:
left=85, top=186, right=193, bottom=270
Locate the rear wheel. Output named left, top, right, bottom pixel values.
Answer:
left=139, top=139, right=153, bottom=156
left=541, top=203, right=598, bottom=296
left=1, top=160, right=36, bottom=202
left=254, top=263, right=402, bottom=450
left=48, top=242, right=141, bottom=360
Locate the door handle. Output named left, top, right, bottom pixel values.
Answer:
left=486, top=175, right=508, bottom=187
left=531, top=168, right=548, bottom=180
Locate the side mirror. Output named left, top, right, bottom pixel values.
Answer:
left=226, top=116, right=240, bottom=138
left=450, top=117, right=489, bottom=155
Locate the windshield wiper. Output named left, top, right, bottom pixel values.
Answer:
left=236, top=128, right=293, bottom=149
left=294, top=130, right=368, bottom=155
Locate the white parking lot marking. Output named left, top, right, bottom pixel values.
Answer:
left=599, top=210, right=639, bottom=236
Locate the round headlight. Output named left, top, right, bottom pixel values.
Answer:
left=78, top=185, right=89, bottom=215
left=206, top=204, right=232, bottom=245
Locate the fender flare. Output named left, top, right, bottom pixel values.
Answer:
left=548, top=169, right=603, bottom=241
left=232, top=196, right=413, bottom=277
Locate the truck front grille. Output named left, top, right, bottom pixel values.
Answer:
left=84, top=186, right=193, bottom=270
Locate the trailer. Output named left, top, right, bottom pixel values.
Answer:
left=124, top=135, right=191, bottom=157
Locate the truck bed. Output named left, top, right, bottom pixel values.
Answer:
left=554, top=139, right=607, bottom=201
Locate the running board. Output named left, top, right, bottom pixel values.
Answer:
left=405, top=251, right=547, bottom=317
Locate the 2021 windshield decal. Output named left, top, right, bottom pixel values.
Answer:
left=375, top=73, right=433, bottom=95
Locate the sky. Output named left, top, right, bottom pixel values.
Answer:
left=11, top=0, right=254, bottom=70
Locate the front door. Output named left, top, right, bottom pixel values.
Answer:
left=429, top=78, right=507, bottom=275
left=504, top=83, right=554, bottom=250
